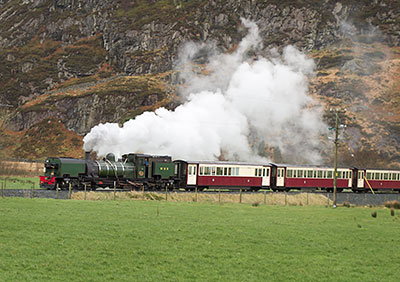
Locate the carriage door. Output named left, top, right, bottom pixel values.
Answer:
left=187, top=164, right=197, bottom=186
left=357, top=170, right=364, bottom=188
left=276, top=168, right=285, bottom=187
left=262, top=167, right=270, bottom=186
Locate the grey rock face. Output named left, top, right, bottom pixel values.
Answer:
left=0, top=0, right=399, bottom=136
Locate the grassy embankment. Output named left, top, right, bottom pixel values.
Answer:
left=0, top=198, right=399, bottom=281
left=0, top=176, right=39, bottom=189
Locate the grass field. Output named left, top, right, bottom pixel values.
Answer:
left=0, top=176, right=39, bottom=189
left=0, top=198, right=399, bottom=281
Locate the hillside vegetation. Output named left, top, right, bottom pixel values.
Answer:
left=0, top=0, right=399, bottom=166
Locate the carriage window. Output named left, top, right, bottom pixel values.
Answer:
left=236, top=168, right=239, bottom=176
left=327, top=171, right=333, bottom=178
left=263, top=169, right=266, bottom=177
left=307, top=170, right=312, bottom=178
left=193, top=166, right=196, bottom=175
left=287, top=170, right=292, bottom=178
left=224, top=167, right=228, bottom=176
left=258, top=169, right=262, bottom=177
left=200, top=167, right=204, bottom=175
left=278, top=170, right=281, bottom=177
left=188, top=166, right=192, bottom=175
left=217, top=167, right=223, bottom=176
left=211, top=167, right=216, bottom=175
left=345, top=171, right=348, bottom=178
left=384, top=173, right=388, bottom=180
left=366, top=172, right=371, bottom=179
left=322, top=171, right=326, bottom=178
left=255, top=169, right=258, bottom=176
left=313, top=171, right=317, bottom=178
left=228, top=168, right=232, bottom=176
left=267, top=169, right=270, bottom=177
left=293, top=170, right=297, bottom=178
left=317, top=171, right=322, bottom=178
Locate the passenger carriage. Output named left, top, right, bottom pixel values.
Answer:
left=353, top=168, right=400, bottom=192
left=271, top=164, right=353, bottom=192
left=174, top=160, right=272, bottom=190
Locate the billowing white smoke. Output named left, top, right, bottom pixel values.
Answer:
left=83, top=19, right=327, bottom=163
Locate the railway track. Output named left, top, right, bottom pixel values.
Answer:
left=1, top=189, right=400, bottom=206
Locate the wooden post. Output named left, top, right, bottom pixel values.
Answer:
left=239, top=189, right=242, bottom=203
left=142, top=185, right=145, bottom=200
left=327, top=193, right=330, bottom=206
left=1, top=182, right=4, bottom=198
left=68, top=183, right=72, bottom=199
left=56, top=183, right=59, bottom=199
left=31, top=183, right=34, bottom=199
left=218, top=189, right=221, bottom=204
left=264, top=190, right=266, bottom=204
left=285, top=191, right=288, bottom=206
left=113, top=181, right=116, bottom=200
left=84, top=184, right=87, bottom=200
left=165, top=185, right=168, bottom=201
left=195, top=187, right=198, bottom=202
left=306, top=192, right=309, bottom=205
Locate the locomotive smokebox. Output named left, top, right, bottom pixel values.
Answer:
left=85, top=151, right=90, bottom=160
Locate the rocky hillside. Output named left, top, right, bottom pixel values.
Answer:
left=0, top=0, right=399, bottom=167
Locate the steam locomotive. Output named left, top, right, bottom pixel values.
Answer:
left=40, top=152, right=400, bottom=192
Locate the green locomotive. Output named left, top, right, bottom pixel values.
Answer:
left=40, top=152, right=176, bottom=190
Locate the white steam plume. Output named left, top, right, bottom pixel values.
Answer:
left=83, top=19, right=327, bottom=163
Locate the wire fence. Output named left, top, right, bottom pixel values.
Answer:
left=1, top=183, right=400, bottom=207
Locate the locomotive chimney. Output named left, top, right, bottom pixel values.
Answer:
left=85, top=151, right=90, bottom=160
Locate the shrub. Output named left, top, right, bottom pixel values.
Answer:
left=384, top=200, right=400, bottom=209
left=342, top=202, right=352, bottom=208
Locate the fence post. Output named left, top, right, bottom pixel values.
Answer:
left=264, top=190, right=266, bottom=204
left=306, top=192, right=309, bottom=206
left=31, top=183, right=34, bottom=199
left=165, top=185, right=168, bottom=201
left=1, top=182, right=3, bottom=198
left=113, top=181, right=116, bottom=200
left=68, top=183, right=72, bottom=199
left=239, top=189, right=242, bottom=203
left=285, top=191, right=288, bottom=206
left=326, top=193, right=329, bottom=206
left=56, top=183, right=59, bottom=199
left=195, top=187, right=198, bottom=202
left=218, top=189, right=221, bottom=204
left=142, top=185, right=145, bottom=199
left=84, top=184, right=87, bottom=200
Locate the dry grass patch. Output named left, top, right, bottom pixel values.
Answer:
left=72, top=191, right=331, bottom=206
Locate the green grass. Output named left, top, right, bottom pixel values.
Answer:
left=0, top=198, right=399, bottom=281
left=0, top=176, right=39, bottom=189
